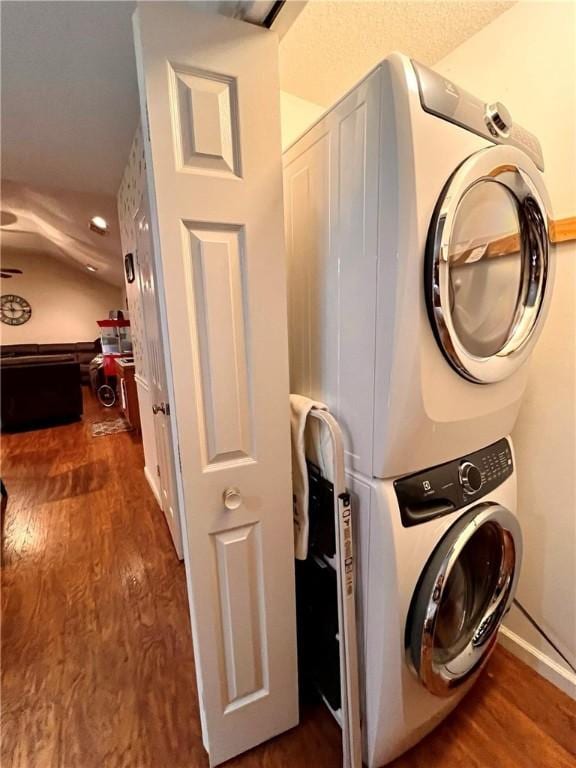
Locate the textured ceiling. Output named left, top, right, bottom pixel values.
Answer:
left=280, top=1, right=515, bottom=106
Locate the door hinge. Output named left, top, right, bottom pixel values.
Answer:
left=156, top=463, right=161, bottom=477
left=177, top=444, right=182, bottom=473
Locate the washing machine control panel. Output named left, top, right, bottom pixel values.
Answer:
left=394, top=438, right=513, bottom=527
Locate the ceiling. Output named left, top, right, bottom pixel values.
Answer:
left=1, top=1, right=139, bottom=285
left=1, top=180, right=125, bottom=285
left=0, top=1, right=291, bottom=286
left=1, top=1, right=139, bottom=197
left=279, top=1, right=515, bottom=106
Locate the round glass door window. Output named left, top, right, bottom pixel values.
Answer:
left=406, top=505, right=521, bottom=697
left=426, top=147, right=551, bottom=384
left=433, top=521, right=503, bottom=666
left=448, top=180, right=523, bottom=358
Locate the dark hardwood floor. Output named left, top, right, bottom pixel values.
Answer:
left=2, top=389, right=575, bottom=767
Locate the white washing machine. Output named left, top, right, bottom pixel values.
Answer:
left=283, top=52, right=554, bottom=479
left=349, top=437, right=521, bottom=766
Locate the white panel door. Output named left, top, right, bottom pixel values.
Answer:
left=132, top=4, right=298, bottom=765
left=135, top=192, right=183, bottom=559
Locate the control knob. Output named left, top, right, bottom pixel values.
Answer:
left=486, top=102, right=512, bottom=138
left=459, top=461, right=483, bottom=495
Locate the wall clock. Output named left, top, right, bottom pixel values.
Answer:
left=1, top=294, right=32, bottom=326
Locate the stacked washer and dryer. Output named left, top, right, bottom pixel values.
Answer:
left=283, top=53, right=554, bottom=766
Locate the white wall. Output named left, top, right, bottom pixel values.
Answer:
left=436, top=0, right=576, bottom=695
left=117, top=125, right=160, bottom=502
left=117, top=126, right=149, bottom=378
left=0, top=250, right=122, bottom=345
left=280, top=90, right=324, bottom=150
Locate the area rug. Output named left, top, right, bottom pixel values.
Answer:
left=91, top=418, right=133, bottom=437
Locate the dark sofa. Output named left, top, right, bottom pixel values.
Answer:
left=1, top=355, right=83, bottom=431
left=0, top=341, right=100, bottom=384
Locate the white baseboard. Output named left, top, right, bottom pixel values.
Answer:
left=499, top=626, right=576, bottom=700
left=144, top=464, right=162, bottom=509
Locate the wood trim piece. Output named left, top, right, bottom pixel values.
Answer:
left=550, top=216, right=576, bottom=244
left=451, top=233, right=520, bottom=265
left=452, top=216, right=576, bottom=266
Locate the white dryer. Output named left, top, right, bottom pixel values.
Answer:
left=350, top=437, right=521, bottom=767
left=283, top=53, right=554, bottom=479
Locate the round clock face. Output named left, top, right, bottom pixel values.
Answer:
left=1, top=294, right=32, bottom=326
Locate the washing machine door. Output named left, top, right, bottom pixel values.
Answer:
left=426, top=145, right=552, bottom=384
left=406, top=503, right=521, bottom=697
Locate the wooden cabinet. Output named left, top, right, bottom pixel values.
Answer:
left=115, top=359, right=141, bottom=434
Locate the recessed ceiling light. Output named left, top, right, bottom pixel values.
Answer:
left=86, top=264, right=98, bottom=272
left=90, top=216, right=108, bottom=235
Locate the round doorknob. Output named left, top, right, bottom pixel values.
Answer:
left=152, top=403, right=166, bottom=415
left=223, top=487, right=242, bottom=510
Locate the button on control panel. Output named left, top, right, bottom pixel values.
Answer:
left=394, top=438, right=513, bottom=528
left=479, top=442, right=513, bottom=485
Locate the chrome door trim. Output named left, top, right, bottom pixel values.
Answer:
left=406, top=503, right=522, bottom=697
left=426, top=145, right=551, bottom=384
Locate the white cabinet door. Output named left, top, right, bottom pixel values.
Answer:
left=135, top=192, right=183, bottom=559
left=133, top=4, right=297, bottom=765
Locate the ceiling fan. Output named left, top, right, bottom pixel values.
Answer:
left=0, top=268, right=23, bottom=279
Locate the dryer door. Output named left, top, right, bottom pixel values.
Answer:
left=406, top=503, right=521, bottom=697
left=426, top=145, right=552, bottom=384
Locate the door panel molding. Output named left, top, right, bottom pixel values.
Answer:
left=213, top=523, right=269, bottom=709
left=184, top=222, right=254, bottom=468
left=169, top=63, right=242, bottom=178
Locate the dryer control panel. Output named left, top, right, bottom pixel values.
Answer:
left=411, top=60, right=544, bottom=171
left=394, top=438, right=513, bottom=527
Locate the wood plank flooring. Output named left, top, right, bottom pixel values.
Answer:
left=2, top=389, right=575, bottom=768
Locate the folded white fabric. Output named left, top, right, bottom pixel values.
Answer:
left=290, top=393, right=328, bottom=560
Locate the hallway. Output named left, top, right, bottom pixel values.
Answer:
left=1, top=391, right=574, bottom=768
